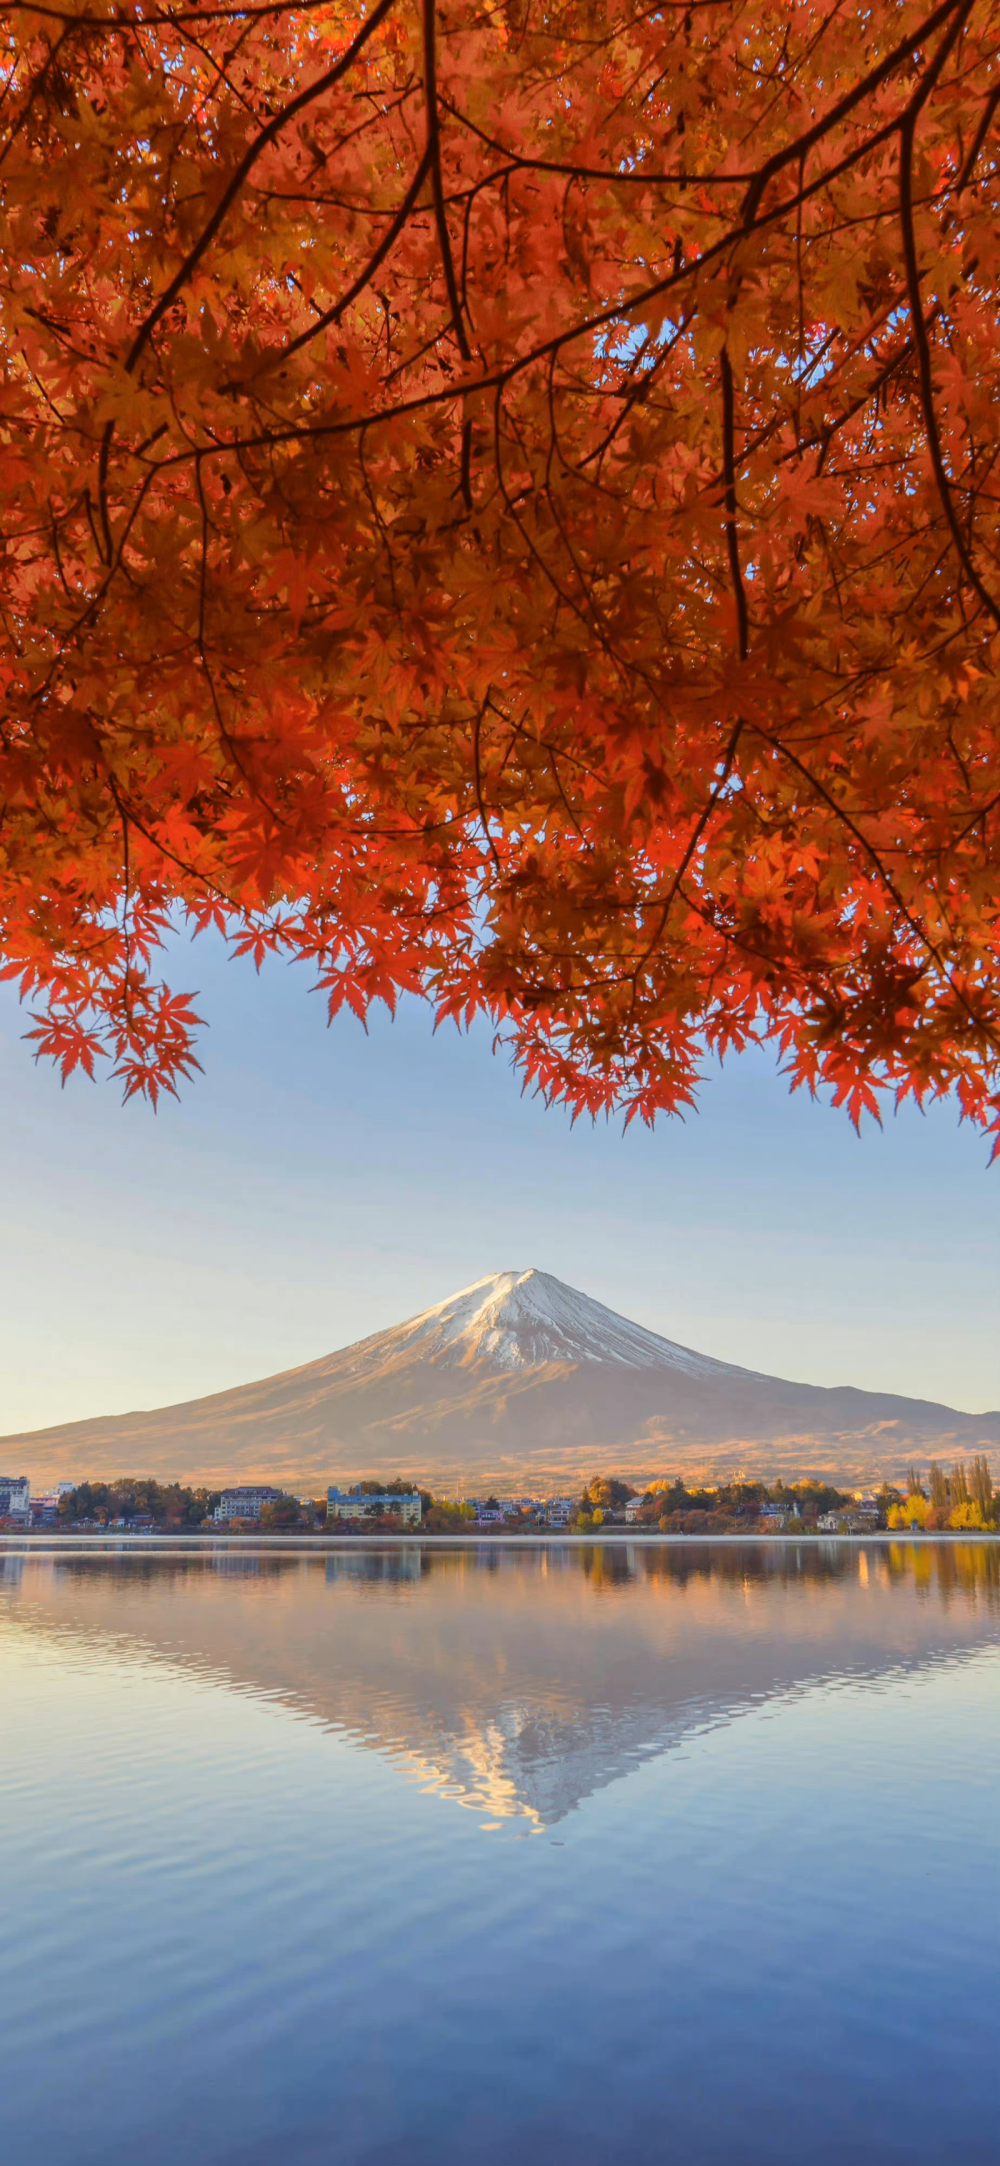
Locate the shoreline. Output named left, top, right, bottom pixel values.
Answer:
left=1, top=1529, right=997, bottom=1554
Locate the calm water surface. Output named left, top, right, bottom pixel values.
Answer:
left=1, top=1540, right=998, bottom=2165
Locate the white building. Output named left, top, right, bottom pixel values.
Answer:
left=818, top=1501, right=881, bottom=1533
left=544, top=1498, right=574, bottom=1526
left=0, top=1476, right=30, bottom=1525
left=213, top=1486, right=284, bottom=1522
left=327, top=1487, right=422, bottom=1526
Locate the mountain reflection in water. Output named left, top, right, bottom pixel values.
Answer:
left=3, top=1540, right=1000, bottom=2166
left=4, top=1540, right=998, bottom=1829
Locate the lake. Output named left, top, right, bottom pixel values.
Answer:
left=1, top=1539, right=998, bottom=2164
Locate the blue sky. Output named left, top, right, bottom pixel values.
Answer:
left=1, top=930, right=997, bottom=1436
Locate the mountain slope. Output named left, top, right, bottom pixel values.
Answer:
left=4, top=1269, right=998, bottom=1490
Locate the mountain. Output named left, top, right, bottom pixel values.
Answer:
left=3, top=1268, right=998, bottom=1490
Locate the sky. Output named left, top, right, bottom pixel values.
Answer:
left=1, top=927, right=997, bottom=1438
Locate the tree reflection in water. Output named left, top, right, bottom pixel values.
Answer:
left=3, top=1538, right=997, bottom=1830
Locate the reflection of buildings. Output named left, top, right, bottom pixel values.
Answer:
left=325, top=1548, right=425, bottom=1585
left=2, top=1543, right=998, bottom=1828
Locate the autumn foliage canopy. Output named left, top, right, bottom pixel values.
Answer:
left=3, top=0, right=1000, bottom=1134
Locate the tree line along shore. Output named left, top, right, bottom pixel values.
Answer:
left=3, top=1463, right=997, bottom=1536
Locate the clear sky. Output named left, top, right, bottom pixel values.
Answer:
left=1, top=928, right=997, bottom=1438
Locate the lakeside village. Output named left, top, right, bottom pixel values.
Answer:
left=1, top=1461, right=997, bottom=1536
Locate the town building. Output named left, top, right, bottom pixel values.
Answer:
left=327, top=1486, right=422, bottom=1526
left=818, top=1503, right=882, bottom=1533
left=213, top=1485, right=285, bottom=1522
left=759, top=1501, right=796, bottom=1528
left=30, top=1493, right=61, bottom=1526
left=0, top=1475, right=30, bottom=1525
left=544, top=1498, right=574, bottom=1526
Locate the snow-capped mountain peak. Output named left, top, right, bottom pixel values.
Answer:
left=383, top=1269, right=754, bottom=1379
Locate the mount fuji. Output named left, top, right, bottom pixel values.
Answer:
left=5, top=1268, right=998, bottom=1491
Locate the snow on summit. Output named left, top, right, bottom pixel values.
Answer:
left=383, top=1269, right=754, bottom=1379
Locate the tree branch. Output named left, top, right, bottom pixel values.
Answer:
left=421, top=0, right=471, bottom=365
left=122, top=0, right=399, bottom=378
left=898, top=9, right=1000, bottom=626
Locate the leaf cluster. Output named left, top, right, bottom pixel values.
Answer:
left=58, top=1476, right=221, bottom=1524
left=2, top=0, right=1000, bottom=1134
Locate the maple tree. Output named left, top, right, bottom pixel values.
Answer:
left=2, top=0, right=1000, bottom=1135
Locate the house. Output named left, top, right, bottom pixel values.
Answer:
left=29, top=1494, right=61, bottom=1526
left=625, top=1497, right=648, bottom=1524
left=0, top=1475, right=30, bottom=1526
left=818, top=1505, right=882, bottom=1534
left=543, top=1498, right=574, bottom=1526
left=213, top=1485, right=284, bottom=1523
left=327, top=1487, right=422, bottom=1526
left=474, top=1505, right=505, bottom=1525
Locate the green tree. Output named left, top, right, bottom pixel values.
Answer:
left=58, top=1476, right=220, bottom=1527
left=928, top=1463, right=949, bottom=1511
left=788, top=1481, right=847, bottom=1516
left=259, top=1494, right=305, bottom=1529
left=423, top=1500, right=475, bottom=1531
left=357, top=1477, right=421, bottom=1497
left=969, top=1455, right=995, bottom=1517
